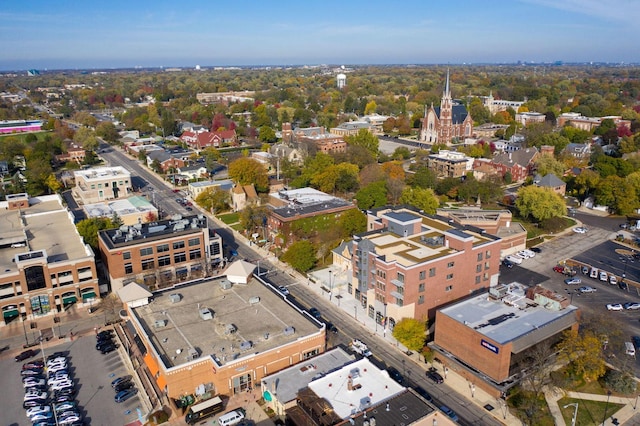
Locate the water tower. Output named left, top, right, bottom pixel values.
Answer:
left=336, top=73, right=346, bottom=89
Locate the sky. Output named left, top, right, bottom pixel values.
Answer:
left=0, top=0, right=638, bottom=71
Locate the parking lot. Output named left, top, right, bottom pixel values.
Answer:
left=2, top=333, right=142, bottom=426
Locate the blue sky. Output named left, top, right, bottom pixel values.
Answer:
left=0, top=0, right=637, bottom=70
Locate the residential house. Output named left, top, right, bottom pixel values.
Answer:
left=177, top=165, right=208, bottom=181
left=474, top=147, right=538, bottom=182
left=269, top=143, right=304, bottom=165
left=188, top=179, right=234, bottom=200
left=533, top=173, right=566, bottom=196
left=146, top=150, right=187, bottom=173
left=231, top=185, right=259, bottom=212
left=180, top=130, right=237, bottom=150
left=563, top=142, right=591, bottom=161
left=55, top=140, right=86, bottom=165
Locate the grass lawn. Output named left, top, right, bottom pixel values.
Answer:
left=0, top=130, right=51, bottom=143
left=218, top=212, right=239, bottom=224
left=231, top=223, right=243, bottom=232
left=558, top=397, right=624, bottom=425
left=508, top=389, right=555, bottom=426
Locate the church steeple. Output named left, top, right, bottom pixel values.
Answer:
left=444, top=68, right=450, bottom=97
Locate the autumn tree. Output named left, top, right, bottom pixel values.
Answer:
left=392, top=318, right=427, bottom=352
left=195, top=187, right=230, bottom=214
left=557, top=329, right=607, bottom=382
left=364, top=100, right=377, bottom=115
left=73, top=126, right=99, bottom=152
left=281, top=240, right=316, bottom=272
left=399, top=187, right=439, bottom=214
left=228, top=157, right=269, bottom=192
left=515, top=186, right=566, bottom=222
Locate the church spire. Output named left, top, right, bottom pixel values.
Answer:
left=444, top=68, right=450, bottom=97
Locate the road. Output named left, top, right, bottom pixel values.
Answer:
left=99, top=142, right=501, bottom=425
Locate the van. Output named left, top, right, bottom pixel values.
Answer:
left=625, top=342, right=636, bottom=357
left=505, top=255, right=522, bottom=265
left=217, top=409, right=246, bottom=426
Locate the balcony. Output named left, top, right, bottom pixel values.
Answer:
left=391, top=279, right=404, bottom=288
left=390, top=291, right=404, bottom=300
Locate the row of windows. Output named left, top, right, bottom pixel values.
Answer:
left=127, top=250, right=202, bottom=274
left=89, top=180, right=129, bottom=190
left=122, top=238, right=202, bottom=259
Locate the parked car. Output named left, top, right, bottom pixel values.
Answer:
left=440, top=405, right=459, bottom=422
left=413, top=386, right=433, bottom=402
left=599, top=271, right=608, bottom=282
left=111, top=375, right=132, bottom=388
left=49, top=380, right=74, bottom=391
left=115, top=388, right=138, bottom=403
left=386, top=367, right=404, bottom=385
left=24, top=391, right=48, bottom=401
left=96, top=330, right=114, bottom=340
left=581, top=266, right=589, bottom=275
left=505, top=255, right=522, bottom=265
left=26, top=405, right=51, bottom=419
left=24, top=399, right=48, bottom=409
left=553, top=266, right=565, bottom=274
left=15, top=349, right=37, bottom=362
left=23, top=360, right=45, bottom=370
left=308, top=308, right=321, bottom=319
left=54, top=401, right=77, bottom=413
left=502, top=260, right=514, bottom=268
left=606, top=303, right=624, bottom=311
left=517, top=250, right=531, bottom=259
left=609, top=276, right=618, bottom=285
left=114, top=380, right=135, bottom=393
left=23, top=378, right=46, bottom=388
left=530, top=247, right=542, bottom=253
left=564, top=277, right=582, bottom=285
left=573, top=227, right=588, bottom=234
left=632, top=336, right=640, bottom=349
left=578, top=286, right=597, bottom=293
left=426, top=370, right=444, bottom=384
left=100, top=343, right=117, bottom=354
left=624, top=303, right=640, bottom=310
left=277, top=286, right=290, bottom=296
left=21, top=368, right=44, bottom=376
left=590, top=268, right=599, bottom=279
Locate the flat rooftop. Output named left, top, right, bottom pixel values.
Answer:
left=85, top=195, right=155, bottom=218
left=308, top=358, right=405, bottom=419
left=131, top=277, right=321, bottom=368
left=439, top=285, right=579, bottom=346
left=0, top=197, right=89, bottom=272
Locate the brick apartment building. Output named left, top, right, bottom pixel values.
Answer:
left=350, top=207, right=502, bottom=329
left=98, top=214, right=223, bottom=292
left=0, top=193, right=99, bottom=326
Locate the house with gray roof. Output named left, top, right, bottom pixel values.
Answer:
left=533, top=173, right=566, bottom=195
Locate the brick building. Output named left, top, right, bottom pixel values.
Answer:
left=98, top=214, right=223, bottom=292
left=350, top=207, right=502, bottom=328
left=473, top=147, right=538, bottom=183
left=0, top=193, right=99, bottom=325
left=433, top=283, right=579, bottom=396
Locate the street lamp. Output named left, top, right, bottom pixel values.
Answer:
left=603, top=391, right=611, bottom=425
left=564, top=402, right=578, bottom=426
left=328, top=270, right=333, bottom=301
left=21, top=316, right=29, bottom=346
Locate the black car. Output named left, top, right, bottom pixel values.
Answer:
left=15, top=349, right=37, bottom=362
left=100, top=343, right=116, bottom=354
left=96, top=334, right=113, bottom=342
left=386, top=367, right=404, bottom=385
left=414, top=386, right=433, bottom=402
left=96, top=330, right=114, bottom=339
left=502, top=260, right=514, bottom=269
left=326, top=323, right=338, bottom=334
left=426, top=370, right=444, bottom=384
left=114, top=380, right=134, bottom=392
left=530, top=247, right=542, bottom=253
left=309, top=308, right=321, bottom=319
left=111, top=375, right=132, bottom=388
left=46, top=351, right=67, bottom=361
left=632, top=336, right=640, bottom=349
left=96, top=340, right=113, bottom=350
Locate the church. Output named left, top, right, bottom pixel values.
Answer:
left=420, top=70, right=474, bottom=145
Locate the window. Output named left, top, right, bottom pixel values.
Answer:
left=485, top=261, right=490, bottom=270
left=396, top=298, right=403, bottom=307
left=98, top=183, right=103, bottom=188
left=418, top=295, right=424, bottom=305
left=174, top=252, right=186, bottom=263
left=429, top=267, right=436, bottom=277
left=418, top=283, right=425, bottom=292
left=189, top=249, right=202, bottom=260
left=445, top=285, right=453, bottom=292
left=140, top=247, right=153, bottom=256
left=447, top=261, right=455, bottom=268
left=303, top=349, right=319, bottom=360
left=141, top=259, right=155, bottom=270
left=396, top=272, right=404, bottom=283
left=212, top=243, right=221, bottom=256
left=158, top=256, right=171, bottom=267
left=377, top=270, right=386, bottom=279
left=376, top=281, right=386, bottom=292
left=173, top=241, right=185, bottom=250
left=446, top=273, right=453, bottom=280
left=188, top=238, right=200, bottom=247
left=25, top=265, right=46, bottom=291
left=122, top=251, right=131, bottom=260
left=486, top=250, right=492, bottom=259
left=476, top=264, right=482, bottom=273
left=475, top=276, right=481, bottom=284
left=419, top=270, right=426, bottom=280
left=157, top=244, right=169, bottom=253
left=484, top=272, right=489, bottom=281
left=124, top=263, right=133, bottom=274
left=477, top=253, right=483, bottom=261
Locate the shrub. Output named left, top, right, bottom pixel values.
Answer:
left=602, top=369, right=637, bottom=395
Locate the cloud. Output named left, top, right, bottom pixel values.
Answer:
left=520, top=0, right=640, bottom=26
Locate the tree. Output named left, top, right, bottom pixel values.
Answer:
left=408, top=166, right=437, bottom=189
left=45, top=174, right=62, bottom=193
left=515, top=186, right=566, bottom=222
left=95, top=122, right=119, bottom=142
left=392, top=147, right=411, bottom=160
left=228, top=157, right=269, bottom=192
left=355, top=181, right=387, bottom=209
left=595, top=175, right=638, bottom=215
left=557, top=329, right=607, bottom=382
left=195, top=187, right=230, bottom=213
left=73, top=127, right=99, bottom=152
left=258, top=125, right=277, bottom=142
left=281, top=240, right=316, bottom=272
left=344, top=129, right=379, bottom=156
left=392, top=318, right=427, bottom=352
left=76, top=217, right=114, bottom=252
left=239, top=204, right=268, bottom=236
left=534, top=155, right=565, bottom=177
left=364, top=100, right=377, bottom=115
left=338, top=209, right=366, bottom=237
left=399, top=187, right=439, bottom=214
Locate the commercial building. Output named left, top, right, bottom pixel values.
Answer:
left=0, top=193, right=99, bottom=325
left=84, top=195, right=158, bottom=226
left=433, top=283, right=579, bottom=396
left=97, top=213, right=223, bottom=292
left=350, top=207, right=502, bottom=329
left=119, top=275, right=326, bottom=402
left=426, top=150, right=473, bottom=178
left=72, top=166, right=133, bottom=204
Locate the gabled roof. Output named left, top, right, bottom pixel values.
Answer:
left=535, top=173, right=565, bottom=188
left=492, top=147, right=538, bottom=167
left=224, top=259, right=256, bottom=284
left=117, top=282, right=152, bottom=303
left=147, top=150, right=172, bottom=163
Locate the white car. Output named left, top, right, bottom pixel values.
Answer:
left=23, top=378, right=46, bottom=388
left=47, top=363, right=68, bottom=373
left=517, top=250, right=531, bottom=259
left=26, top=405, right=50, bottom=419
left=578, top=286, right=597, bottom=293
left=48, top=375, right=70, bottom=385
left=606, top=303, right=624, bottom=311
left=573, top=227, right=588, bottom=234
left=609, top=276, right=618, bottom=285
left=24, top=391, right=47, bottom=401
left=599, top=271, right=608, bottom=282
left=505, top=255, right=523, bottom=265
left=522, top=249, right=536, bottom=258
left=49, top=379, right=74, bottom=390
left=624, top=303, right=640, bottom=310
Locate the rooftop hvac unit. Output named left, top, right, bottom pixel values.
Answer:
left=240, top=341, right=252, bottom=351
left=225, top=324, right=237, bottom=335
left=154, top=320, right=167, bottom=328
left=188, top=348, right=199, bottom=360
left=169, top=294, right=181, bottom=303
left=283, top=326, right=295, bottom=336
left=248, top=296, right=260, bottom=305
left=219, top=280, right=232, bottom=290
left=199, top=308, right=213, bottom=320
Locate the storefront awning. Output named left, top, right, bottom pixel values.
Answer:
left=62, top=295, right=77, bottom=304
left=81, top=291, right=96, bottom=301
left=3, top=308, right=19, bottom=319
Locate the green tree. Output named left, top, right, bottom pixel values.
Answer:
left=534, top=155, right=566, bottom=177
left=95, top=121, right=119, bottom=142
left=76, top=217, right=114, bottom=252
left=392, top=318, right=427, bottom=352
left=355, top=181, right=387, bottom=209
left=364, top=100, right=377, bottom=115
left=239, top=205, right=268, bottom=235
left=399, top=187, right=439, bottom=214
left=515, top=186, right=567, bottom=222
left=258, top=125, right=277, bottom=142
left=595, top=175, right=638, bottom=215
left=338, top=209, right=366, bottom=237
left=195, top=187, right=230, bottom=213
left=73, top=127, right=99, bottom=152
left=408, top=166, right=437, bottom=189
left=228, top=157, right=269, bottom=192
left=281, top=240, right=316, bottom=272
left=392, top=146, right=411, bottom=160
left=344, top=129, right=379, bottom=156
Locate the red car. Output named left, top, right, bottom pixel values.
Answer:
left=553, top=266, right=564, bottom=273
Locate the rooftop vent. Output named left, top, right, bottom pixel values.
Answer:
left=224, top=324, right=237, bottom=335
left=248, top=296, right=260, bottom=305
left=154, top=319, right=167, bottom=328
left=240, top=341, right=253, bottom=351
left=199, top=308, right=213, bottom=321
left=169, top=294, right=181, bottom=303
left=283, top=326, right=295, bottom=336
